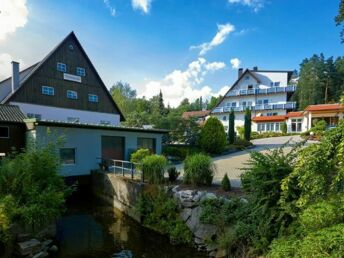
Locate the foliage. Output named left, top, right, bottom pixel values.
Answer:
left=207, top=96, right=222, bottom=110
left=221, top=174, right=231, bottom=192
left=130, top=148, right=151, bottom=170
left=294, top=54, right=344, bottom=109
left=244, top=108, right=251, bottom=142
left=240, top=143, right=303, bottom=253
left=136, top=188, right=192, bottom=244
left=142, top=155, right=167, bottom=184
left=183, top=153, right=214, bottom=186
left=167, top=166, right=180, bottom=182
left=236, top=126, right=245, bottom=140
left=280, top=122, right=287, bottom=134
left=0, top=143, right=71, bottom=242
left=310, top=119, right=327, bottom=136
left=228, top=109, right=235, bottom=144
left=199, top=117, right=227, bottom=154
left=250, top=132, right=297, bottom=140
left=162, top=145, right=201, bottom=161
left=335, top=0, right=344, bottom=43
left=233, top=138, right=252, bottom=149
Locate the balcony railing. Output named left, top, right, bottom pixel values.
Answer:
left=212, top=102, right=297, bottom=113
left=226, top=86, right=296, bottom=97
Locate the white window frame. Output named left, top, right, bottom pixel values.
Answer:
left=88, top=94, right=99, bottom=103
left=76, top=67, right=86, bottom=77
left=42, top=86, right=54, bottom=96
left=57, top=62, right=67, bottom=72
left=67, top=90, right=78, bottom=100
left=0, top=126, right=9, bottom=139
left=59, top=148, right=76, bottom=165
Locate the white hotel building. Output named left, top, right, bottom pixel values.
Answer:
left=211, top=67, right=297, bottom=132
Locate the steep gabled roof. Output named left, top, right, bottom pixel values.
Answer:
left=210, top=69, right=260, bottom=113
left=0, top=104, right=26, bottom=123
left=1, top=31, right=125, bottom=121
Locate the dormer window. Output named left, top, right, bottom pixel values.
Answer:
left=57, top=62, right=66, bottom=72
left=67, top=90, right=78, bottom=99
left=88, top=94, right=98, bottom=103
left=76, top=67, right=86, bottom=77
left=248, top=85, right=253, bottom=89
left=274, top=82, right=280, bottom=86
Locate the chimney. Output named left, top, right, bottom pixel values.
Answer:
left=238, top=68, right=243, bottom=78
left=253, top=66, right=258, bottom=71
left=11, top=61, right=20, bottom=93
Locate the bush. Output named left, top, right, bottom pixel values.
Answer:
left=236, top=126, right=245, bottom=139
left=244, top=108, right=252, bottom=141
left=281, top=122, right=287, bottom=134
left=199, top=117, right=227, bottom=154
left=228, top=109, right=235, bottom=144
left=233, top=138, right=253, bottom=149
left=142, top=155, right=167, bottom=184
left=184, top=153, right=214, bottom=186
left=130, top=148, right=151, bottom=170
left=221, top=174, right=231, bottom=191
left=0, top=143, right=71, bottom=242
left=136, top=188, right=192, bottom=244
left=310, top=119, right=327, bottom=136
left=162, top=145, right=201, bottom=161
left=167, top=166, right=180, bottom=182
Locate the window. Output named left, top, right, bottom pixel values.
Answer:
left=242, top=101, right=247, bottom=107
left=223, top=116, right=227, bottom=121
left=270, top=82, right=274, bottom=86
left=275, top=122, right=280, bottom=131
left=267, top=112, right=278, bottom=116
left=27, top=113, right=42, bottom=120
left=248, top=85, right=253, bottom=89
left=138, top=138, right=156, bottom=153
left=67, top=90, right=78, bottom=99
left=257, top=100, right=263, bottom=105
left=67, top=117, right=79, bottom=123
left=42, top=86, right=54, bottom=96
left=291, top=119, right=302, bottom=132
left=263, top=99, right=269, bottom=104
left=247, top=101, right=253, bottom=107
left=100, top=120, right=111, bottom=125
left=231, top=102, right=237, bottom=107
left=257, top=124, right=262, bottom=132
left=0, top=127, right=9, bottom=138
left=57, top=62, right=66, bottom=72
left=60, top=148, right=76, bottom=165
left=274, top=82, right=280, bottom=87
left=76, top=67, right=86, bottom=77
left=88, top=94, right=98, bottom=102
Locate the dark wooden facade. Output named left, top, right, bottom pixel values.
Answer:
left=0, top=122, right=26, bottom=154
left=7, top=32, right=123, bottom=118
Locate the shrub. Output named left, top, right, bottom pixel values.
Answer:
left=142, top=155, right=167, bottom=184
left=244, top=108, right=252, bottom=141
left=167, top=166, right=180, bottom=182
left=162, top=145, right=201, bottom=160
left=233, top=138, right=252, bottom=149
left=221, top=174, right=231, bottom=191
left=228, top=109, right=235, bottom=144
left=281, top=122, right=287, bottom=134
left=184, top=153, right=214, bottom=186
left=199, top=117, right=227, bottom=154
left=310, top=119, right=327, bottom=136
left=236, top=126, right=245, bottom=139
left=136, top=188, right=192, bottom=244
left=130, top=148, right=151, bottom=170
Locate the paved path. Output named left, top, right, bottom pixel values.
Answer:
left=177, top=136, right=307, bottom=188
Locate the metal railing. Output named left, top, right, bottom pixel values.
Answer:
left=97, top=158, right=144, bottom=182
left=212, top=102, right=297, bottom=113
left=227, top=85, right=296, bottom=97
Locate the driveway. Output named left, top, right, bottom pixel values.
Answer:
left=177, top=135, right=306, bottom=188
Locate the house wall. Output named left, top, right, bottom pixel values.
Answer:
left=11, top=102, right=121, bottom=125
left=254, top=72, right=289, bottom=87
left=0, top=122, right=26, bottom=154
left=34, top=125, right=163, bottom=177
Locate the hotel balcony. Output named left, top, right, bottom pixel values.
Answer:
left=226, top=85, right=296, bottom=97
left=212, top=101, right=297, bottom=113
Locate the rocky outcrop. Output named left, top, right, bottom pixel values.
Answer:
left=170, top=186, right=226, bottom=257
left=16, top=238, right=58, bottom=257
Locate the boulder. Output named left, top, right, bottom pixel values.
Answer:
left=16, top=233, right=31, bottom=242
left=32, top=251, right=49, bottom=258
left=180, top=208, right=192, bottom=222
left=200, top=192, right=217, bottom=201
left=17, top=239, right=41, bottom=256
left=49, top=245, right=58, bottom=253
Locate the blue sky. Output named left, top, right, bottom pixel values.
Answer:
left=0, top=0, right=342, bottom=106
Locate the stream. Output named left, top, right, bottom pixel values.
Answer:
left=52, top=190, right=207, bottom=258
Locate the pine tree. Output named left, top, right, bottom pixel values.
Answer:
left=228, top=109, right=235, bottom=144
left=158, top=90, right=165, bottom=115
left=244, top=108, right=251, bottom=141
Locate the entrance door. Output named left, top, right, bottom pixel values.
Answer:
left=101, top=136, right=125, bottom=160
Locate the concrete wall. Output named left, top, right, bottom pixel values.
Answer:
left=35, top=125, right=163, bottom=177
left=91, top=171, right=143, bottom=221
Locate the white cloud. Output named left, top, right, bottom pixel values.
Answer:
left=228, top=0, right=265, bottom=12
left=191, top=23, right=235, bottom=56
left=230, top=58, right=241, bottom=69
left=215, top=85, right=231, bottom=97
left=139, top=58, right=227, bottom=107
left=0, top=53, right=24, bottom=81
left=104, top=0, right=116, bottom=16
left=132, top=0, right=152, bottom=14
left=0, top=0, right=28, bottom=41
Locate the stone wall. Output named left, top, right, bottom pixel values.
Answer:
left=91, top=171, right=143, bottom=221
